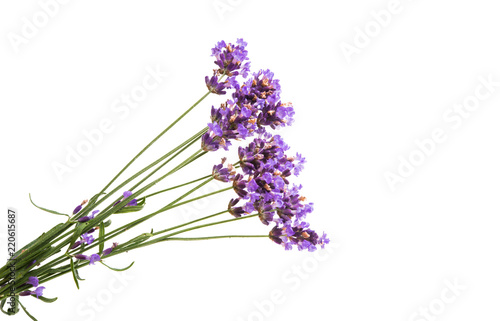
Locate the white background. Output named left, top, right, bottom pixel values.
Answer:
left=1, top=0, right=500, bottom=320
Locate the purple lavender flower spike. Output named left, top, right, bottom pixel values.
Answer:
left=77, top=209, right=99, bottom=223
left=318, top=232, right=330, bottom=249
left=243, top=201, right=255, bottom=213
left=89, top=254, right=101, bottom=265
left=214, top=132, right=324, bottom=251
left=232, top=174, right=248, bottom=198
left=269, top=221, right=321, bottom=251
left=73, top=205, right=82, bottom=214
left=19, top=290, right=32, bottom=296
left=201, top=132, right=221, bottom=152
left=228, top=198, right=245, bottom=217
left=26, top=276, right=39, bottom=287
left=212, top=158, right=236, bottom=182
left=32, top=286, right=45, bottom=298
left=78, top=216, right=90, bottom=223
left=73, top=199, right=88, bottom=215
left=82, top=233, right=94, bottom=245
left=293, top=153, right=306, bottom=176
left=211, top=38, right=250, bottom=78
left=122, top=191, right=137, bottom=206
left=207, top=122, right=223, bottom=137
left=74, top=253, right=100, bottom=265
left=102, top=242, right=118, bottom=256
left=70, top=240, right=82, bottom=249
left=205, top=75, right=227, bottom=95
left=19, top=286, right=46, bottom=298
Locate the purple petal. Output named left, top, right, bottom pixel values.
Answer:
left=27, top=276, right=39, bottom=287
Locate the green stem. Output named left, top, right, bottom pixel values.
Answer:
left=74, top=127, right=207, bottom=221
left=91, top=148, right=206, bottom=229
left=141, top=174, right=212, bottom=199
left=0, top=87, right=223, bottom=295
left=113, top=214, right=259, bottom=254
left=8, top=151, right=210, bottom=288
left=159, top=235, right=268, bottom=241
left=98, top=91, right=211, bottom=196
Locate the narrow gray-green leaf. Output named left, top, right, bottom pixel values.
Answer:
left=33, top=295, right=58, bottom=303
left=100, top=260, right=135, bottom=272
left=70, top=258, right=79, bottom=289
left=29, top=194, right=69, bottom=218
left=74, top=260, right=85, bottom=281
left=0, top=299, right=9, bottom=315
left=67, top=223, right=88, bottom=253
left=87, top=192, right=106, bottom=207
left=98, top=221, right=105, bottom=255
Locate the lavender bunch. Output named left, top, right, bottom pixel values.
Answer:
left=0, top=39, right=328, bottom=319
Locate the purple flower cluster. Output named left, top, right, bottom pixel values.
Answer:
left=220, top=134, right=328, bottom=251
left=201, top=69, right=294, bottom=152
left=202, top=39, right=327, bottom=251
left=19, top=276, right=45, bottom=299
left=205, top=73, right=227, bottom=95
left=212, top=157, right=236, bottom=182
left=270, top=224, right=330, bottom=252
left=202, top=39, right=326, bottom=251
left=211, top=38, right=250, bottom=79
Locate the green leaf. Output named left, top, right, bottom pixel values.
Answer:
left=70, top=258, right=80, bottom=289
left=87, top=192, right=106, bottom=208
left=47, top=267, right=68, bottom=273
left=100, top=260, right=135, bottom=272
left=75, top=269, right=85, bottom=281
left=9, top=237, right=39, bottom=260
left=67, top=222, right=88, bottom=253
left=128, top=233, right=152, bottom=245
left=29, top=194, right=69, bottom=218
left=74, top=260, right=85, bottom=281
left=0, top=299, right=10, bottom=315
left=17, top=299, right=37, bottom=321
left=10, top=223, right=61, bottom=260
left=2, top=296, right=20, bottom=315
left=33, top=295, right=58, bottom=303
left=98, top=221, right=105, bottom=255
